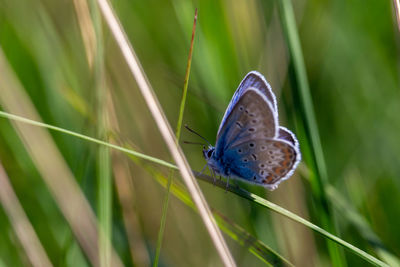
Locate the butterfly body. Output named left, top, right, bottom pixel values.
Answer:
left=203, top=71, right=301, bottom=190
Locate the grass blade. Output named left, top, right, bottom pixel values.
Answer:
left=90, top=0, right=113, bottom=265
left=153, top=8, right=198, bottom=266
left=108, top=93, right=151, bottom=266
left=326, top=186, right=400, bottom=266
left=0, top=49, right=123, bottom=267
left=138, top=160, right=292, bottom=267
left=394, top=0, right=400, bottom=31
left=276, top=0, right=346, bottom=265
left=0, top=111, right=177, bottom=170
left=0, top=163, right=53, bottom=267
left=0, top=111, right=387, bottom=266
left=95, top=0, right=235, bottom=265
left=194, top=173, right=388, bottom=267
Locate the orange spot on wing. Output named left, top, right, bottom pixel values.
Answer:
left=273, top=167, right=285, bottom=175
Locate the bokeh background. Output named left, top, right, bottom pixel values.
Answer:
left=0, top=0, right=399, bottom=266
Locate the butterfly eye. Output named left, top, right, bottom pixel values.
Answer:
left=207, top=150, right=213, bottom=158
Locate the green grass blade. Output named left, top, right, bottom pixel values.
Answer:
left=138, top=160, right=292, bottom=266
left=175, top=9, right=197, bottom=142
left=154, top=9, right=197, bottom=266
left=0, top=163, right=53, bottom=267
left=0, top=111, right=177, bottom=170
left=194, top=173, right=388, bottom=267
left=326, top=186, right=400, bottom=266
left=0, top=111, right=388, bottom=266
left=96, top=1, right=235, bottom=264
left=91, top=0, right=112, bottom=265
left=276, top=0, right=346, bottom=265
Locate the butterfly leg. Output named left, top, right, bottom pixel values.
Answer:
left=207, top=165, right=216, bottom=185
left=225, top=176, right=230, bottom=192
left=211, top=170, right=216, bottom=185
left=199, top=163, right=207, bottom=175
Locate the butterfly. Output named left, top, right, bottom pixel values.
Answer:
left=191, top=71, right=301, bottom=190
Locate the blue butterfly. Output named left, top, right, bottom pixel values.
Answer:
left=196, top=71, right=301, bottom=190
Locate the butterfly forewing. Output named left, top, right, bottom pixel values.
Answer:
left=215, top=89, right=278, bottom=155
left=229, top=139, right=299, bottom=188
left=217, top=71, right=277, bottom=137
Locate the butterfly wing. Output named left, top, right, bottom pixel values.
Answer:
left=217, top=71, right=277, bottom=137
left=278, top=126, right=300, bottom=148
left=227, top=139, right=301, bottom=189
left=215, top=88, right=278, bottom=157
left=214, top=83, right=300, bottom=189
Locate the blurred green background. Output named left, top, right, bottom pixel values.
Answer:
left=0, top=0, right=399, bottom=266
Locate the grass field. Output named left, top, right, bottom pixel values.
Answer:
left=0, top=0, right=399, bottom=266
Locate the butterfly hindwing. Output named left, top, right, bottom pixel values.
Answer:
left=278, top=126, right=299, bottom=148
left=215, top=88, right=278, bottom=157
left=228, top=139, right=300, bottom=189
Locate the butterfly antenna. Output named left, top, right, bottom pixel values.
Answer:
left=183, top=141, right=205, bottom=146
left=184, top=124, right=212, bottom=146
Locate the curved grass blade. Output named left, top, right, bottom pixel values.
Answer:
left=0, top=52, right=123, bottom=267
left=95, top=1, right=235, bottom=265
left=0, top=111, right=178, bottom=170
left=326, top=186, right=400, bottom=266
left=154, top=8, right=198, bottom=267
left=0, top=163, right=53, bottom=267
left=0, top=111, right=388, bottom=266
left=194, top=172, right=389, bottom=267
left=137, top=159, right=292, bottom=266
left=276, top=0, right=346, bottom=265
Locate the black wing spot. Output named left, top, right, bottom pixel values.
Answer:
left=253, top=175, right=257, bottom=180
left=252, top=119, right=257, bottom=123
left=259, top=163, right=265, bottom=168
left=248, top=128, right=255, bottom=132
left=236, top=122, right=243, bottom=128
left=239, top=106, right=244, bottom=111
left=249, top=143, right=255, bottom=148
left=251, top=154, right=257, bottom=160
left=243, top=158, right=248, bottom=163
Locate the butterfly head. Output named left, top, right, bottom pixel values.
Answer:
left=202, top=146, right=215, bottom=161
